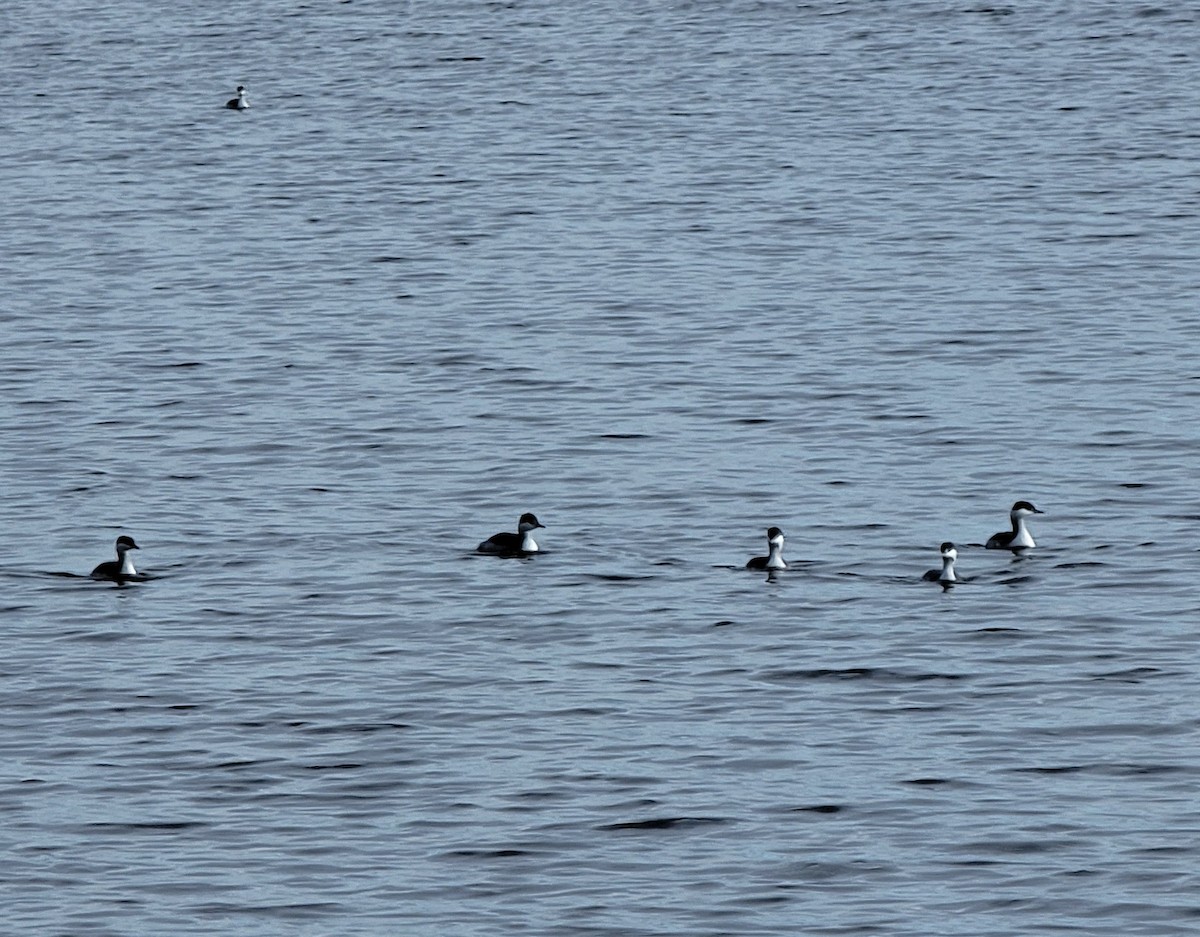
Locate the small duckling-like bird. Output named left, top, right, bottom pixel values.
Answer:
left=478, top=513, right=544, bottom=555
left=746, top=527, right=787, bottom=570
left=226, top=85, right=249, bottom=110
left=91, top=535, right=140, bottom=580
left=986, top=501, right=1043, bottom=550
left=922, top=541, right=959, bottom=583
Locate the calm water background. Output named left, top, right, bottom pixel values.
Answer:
left=2, top=1, right=1199, bottom=934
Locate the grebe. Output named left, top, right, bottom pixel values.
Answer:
left=91, top=535, right=140, bottom=581
left=746, top=527, right=787, bottom=570
left=226, top=86, right=249, bottom=110
left=478, top=513, right=544, bottom=555
left=922, top=541, right=958, bottom=583
left=986, top=501, right=1043, bottom=549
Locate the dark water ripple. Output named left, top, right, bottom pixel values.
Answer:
left=2, top=1, right=1200, bottom=935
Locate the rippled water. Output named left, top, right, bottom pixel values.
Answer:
left=3, top=2, right=1199, bottom=934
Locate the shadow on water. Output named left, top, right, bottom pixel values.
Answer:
left=466, top=550, right=551, bottom=561
left=13, top=570, right=163, bottom=586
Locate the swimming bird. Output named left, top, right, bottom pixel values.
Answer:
left=478, top=513, right=544, bottom=555
left=91, top=535, right=140, bottom=581
left=922, top=541, right=958, bottom=583
left=226, top=86, right=249, bottom=110
left=746, top=527, right=787, bottom=570
left=986, top=500, right=1043, bottom=550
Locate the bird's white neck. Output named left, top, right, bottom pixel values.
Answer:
left=765, top=542, right=786, bottom=569
left=1010, top=516, right=1035, bottom=548
left=520, top=530, right=539, bottom=552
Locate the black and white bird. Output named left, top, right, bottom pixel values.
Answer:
left=922, top=541, right=959, bottom=583
left=478, top=513, right=544, bottom=555
left=91, top=535, right=140, bottom=581
left=746, top=527, right=787, bottom=570
left=986, top=501, right=1043, bottom=550
left=226, top=85, right=249, bottom=110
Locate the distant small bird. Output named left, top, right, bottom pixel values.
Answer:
left=986, top=500, right=1044, bottom=550
left=478, top=513, right=544, bottom=555
left=922, top=541, right=959, bottom=583
left=91, top=535, right=140, bottom=581
left=226, top=85, right=249, bottom=110
left=746, top=527, right=787, bottom=570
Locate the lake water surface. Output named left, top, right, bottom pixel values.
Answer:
left=2, top=2, right=1199, bottom=934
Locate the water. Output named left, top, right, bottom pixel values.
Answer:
left=2, top=2, right=1199, bottom=934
